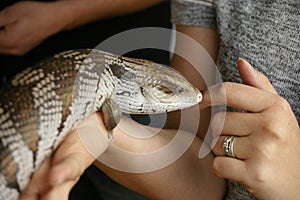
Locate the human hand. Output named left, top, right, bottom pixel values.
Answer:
left=19, top=113, right=109, bottom=200
left=0, top=1, right=67, bottom=55
left=203, top=59, right=300, bottom=199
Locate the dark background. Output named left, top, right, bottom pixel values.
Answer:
left=0, top=1, right=171, bottom=85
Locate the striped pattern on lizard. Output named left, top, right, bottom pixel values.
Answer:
left=0, top=49, right=202, bottom=200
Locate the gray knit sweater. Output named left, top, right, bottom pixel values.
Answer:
left=171, top=0, right=300, bottom=199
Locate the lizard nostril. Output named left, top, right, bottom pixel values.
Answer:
left=197, top=93, right=202, bottom=102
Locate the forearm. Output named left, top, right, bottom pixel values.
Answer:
left=52, top=0, right=165, bottom=31
left=94, top=123, right=226, bottom=200
left=0, top=0, right=164, bottom=55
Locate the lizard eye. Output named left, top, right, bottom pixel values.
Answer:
left=176, top=86, right=184, bottom=94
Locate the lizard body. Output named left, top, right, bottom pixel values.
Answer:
left=0, top=49, right=202, bottom=199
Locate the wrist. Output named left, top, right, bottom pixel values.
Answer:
left=50, top=0, right=101, bottom=31
left=47, top=1, right=82, bottom=32
left=36, top=1, right=74, bottom=34
left=75, top=113, right=109, bottom=158
left=51, top=0, right=165, bottom=31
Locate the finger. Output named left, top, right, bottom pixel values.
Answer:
left=47, top=132, right=91, bottom=185
left=0, top=28, right=23, bottom=50
left=19, top=157, right=52, bottom=200
left=212, top=157, right=250, bottom=186
left=0, top=7, right=18, bottom=27
left=211, top=112, right=254, bottom=138
left=41, top=180, right=77, bottom=200
left=19, top=189, right=39, bottom=200
left=0, top=30, right=12, bottom=47
left=212, top=136, right=251, bottom=160
left=48, top=151, right=93, bottom=186
left=200, top=82, right=277, bottom=112
left=49, top=113, right=108, bottom=186
left=238, top=58, right=277, bottom=94
left=0, top=46, right=22, bottom=54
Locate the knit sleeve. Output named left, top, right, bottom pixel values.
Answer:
left=171, top=0, right=217, bottom=28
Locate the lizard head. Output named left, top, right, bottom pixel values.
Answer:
left=111, top=59, right=202, bottom=114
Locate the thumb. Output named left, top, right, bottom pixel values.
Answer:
left=0, top=6, right=18, bottom=27
left=238, top=58, right=277, bottom=94
left=48, top=113, right=109, bottom=186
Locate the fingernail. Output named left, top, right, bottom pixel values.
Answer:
left=238, top=57, right=254, bottom=69
left=238, top=57, right=248, bottom=65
